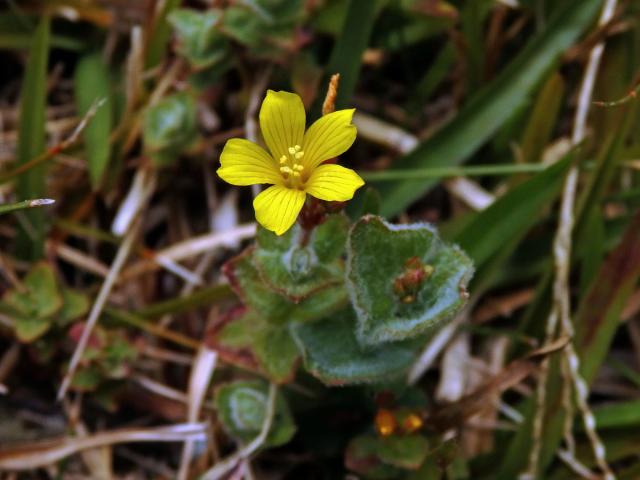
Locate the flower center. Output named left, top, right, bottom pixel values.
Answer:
left=279, top=145, right=306, bottom=189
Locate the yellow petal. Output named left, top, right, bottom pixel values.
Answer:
left=305, top=164, right=364, bottom=202
left=217, top=138, right=281, bottom=186
left=259, top=90, right=306, bottom=159
left=253, top=185, right=306, bottom=235
left=302, top=109, right=356, bottom=170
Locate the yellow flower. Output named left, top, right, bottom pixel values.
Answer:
left=217, top=90, right=365, bottom=235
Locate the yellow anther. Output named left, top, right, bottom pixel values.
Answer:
left=279, top=155, right=287, bottom=164
left=294, top=145, right=301, bottom=152
left=288, top=147, right=296, bottom=155
left=292, top=171, right=301, bottom=177
left=293, top=164, right=304, bottom=171
left=280, top=166, right=292, bottom=174
left=295, top=151, right=304, bottom=159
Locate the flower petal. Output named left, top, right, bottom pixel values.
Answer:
left=302, top=109, right=357, bottom=170
left=217, top=138, right=281, bottom=186
left=305, top=164, right=365, bottom=202
left=253, top=185, right=306, bottom=236
left=259, top=90, right=306, bottom=159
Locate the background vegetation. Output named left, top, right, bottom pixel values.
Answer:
left=0, top=0, right=639, bottom=479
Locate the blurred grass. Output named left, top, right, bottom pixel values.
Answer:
left=75, top=52, right=112, bottom=190
left=15, top=14, right=49, bottom=260
left=377, top=0, right=602, bottom=217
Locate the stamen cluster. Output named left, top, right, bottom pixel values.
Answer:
left=279, top=145, right=305, bottom=187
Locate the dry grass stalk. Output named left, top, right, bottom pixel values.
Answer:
left=523, top=1, right=619, bottom=478
left=52, top=242, right=110, bottom=278
left=57, top=218, right=142, bottom=400
left=177, top=347, right=218, bottom=480
left=120, top=223, right=256, bottom=280
left=408, top=306, right=470, bottom=385
left=0, top=423, right=207, bottom=470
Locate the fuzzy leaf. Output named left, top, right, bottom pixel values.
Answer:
left=224, top=248, right=348, bottom=323
left=346, top=433, right=430, bottom=476
left=347, top=216, right=473, bottom=346
left=143, top=92, right=198, bottom=166
left=215, top=380, right=296, bottom=448
left=57, top=288, right=89, bottom=326
left=345, top=434, right=403, bottom=479
left=222, top=0, right=303, bottom=57
left=211, top=308, right=300, bottom=383
left=14, top=316, right=51, bottom=343
left=168, top=8, right=229, bottom=69
left=254, top=215, right=348, bottom=301
left=376, top=434, right=430, bottom=470
left=292, top=309, right=424, bottom=385
left=5, top=263, right=63, bottom=321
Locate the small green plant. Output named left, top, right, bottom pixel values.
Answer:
left=208, top=89, right=473, bottom=475
left=1, top=262, right=88, bottom=343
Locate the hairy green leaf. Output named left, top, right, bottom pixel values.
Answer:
left=215, top=380, right=296, bottom=447
left=292, top=309, right=424, bottom=385
left=347, top=216, right=473, bottom=346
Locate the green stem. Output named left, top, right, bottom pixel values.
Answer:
left=359, top=163, right=547, bottom=181
left=105, top=308, right=200, bottom=350
left=136, top=284, right=234, bottom=318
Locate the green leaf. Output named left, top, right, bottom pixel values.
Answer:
left=75, top=52, right=112, bottom=189
left=591, top=400, right=640, bottom=430
left=15, top=15, right=50, bottom=260
left=70, top=366, right=102, bottom=392
left=376, top=434, right=430, bottom=470
left=145, top=0, right=181, bottom=69
left=345, top=434, right=404, bottom=479
left=168, top=8, right=229, bottom=69
left=519, top=72, right=565, bottom=165
left=224, top=249, right=299, bottom=323
left=224, top=248, right=348, bottom=323
left=211, top=309, right=300, bottom=383
left=292, top=309, right=424, bottom=385
left=25, top=263, right=63, bottom=318
left=215, top=380, right=296, bottom=448
left=347, top=216, right=473, bottom=346
left=57, top=289, right=90, bottom=326
left=221, top=0, right=303, bottom=58
left=376, top=0, right=602, bottom=217
left=5, top=263, right=63, bottom=322
left=14, top=316, right=51, bottom=343
left=254, top=214, right=348, bottom=301
left=143, top=92, right=198, bottom=167
left=102, top=334, right=137, bottom=378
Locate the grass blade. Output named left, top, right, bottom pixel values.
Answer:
left=377, top=0, right=602, bottom=217
left=497, top=208, right=640, bottom=478
left=317, top=0, right=381, bottom=112
left=75, top=52, right=112, bottom=189
left=453, top=154, right=573, bottom=271
left=15, top=15, right=50, bottom=260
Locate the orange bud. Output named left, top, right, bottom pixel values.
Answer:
left=402, top=413, right=423, bottom=433
left=375, top=409, right=397, bottom=437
